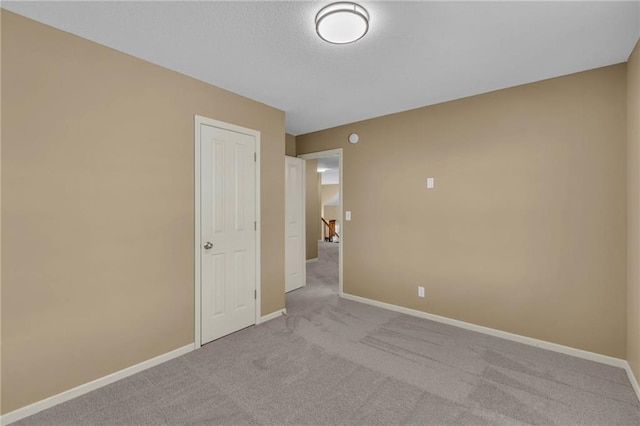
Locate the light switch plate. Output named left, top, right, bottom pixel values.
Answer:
left=427, top=178, right=434, bottom=189
left=345, top=211, right=352, bottom=221
left=418, top=286, right=425, bottom=298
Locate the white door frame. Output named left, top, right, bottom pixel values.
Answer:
left=298, top=149, right=344, bottom=296
left=194, top=115, right=261, bottom=348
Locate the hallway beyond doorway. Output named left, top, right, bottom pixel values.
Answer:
left=306, top=241, right=339, bottom=290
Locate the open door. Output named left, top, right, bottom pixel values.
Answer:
left=285, top=156, right=305, bottom=292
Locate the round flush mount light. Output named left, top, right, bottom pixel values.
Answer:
left=316, top=2, right=369, bottom=44
left=348, top=133, right=359, bottom=144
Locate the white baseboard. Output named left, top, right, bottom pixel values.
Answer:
left=624, top=363, right=640, bottom=402
left=340, top=292, right=628, bottom=369
left=341, top=292, right=640, bottom=402
left=257, top=308, right=286, bottom=324
left=4, top=300, right=638, bottom=426
left=1, top=344, right=195, bottom=426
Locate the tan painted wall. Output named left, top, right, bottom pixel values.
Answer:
left=0, top=10, right=4, bottom=413
left=321, top=184, right=340, bottom=220
left=305, top=159, right=320, bottom=260
left=321, top=184, right=340, bottom=235
left=323, top=206, right=339, bottom=222
left=1, top=11, right=285, bottom=414
left=285, top=133, right=296, bottom=157
left=298, top=64, right=627, bottom=358
left=628, top=38, right=640, bottom=383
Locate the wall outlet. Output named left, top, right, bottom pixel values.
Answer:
left=418, top=286, right=425, bottom=298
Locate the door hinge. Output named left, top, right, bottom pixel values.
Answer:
left=254, top=221, right=257, bottom=231
left=254, top=152, right=257, bottom=162
left=254, top=290, right=257, bottom=299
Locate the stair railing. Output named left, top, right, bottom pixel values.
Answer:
left=321, top=217, right=339, bottom=241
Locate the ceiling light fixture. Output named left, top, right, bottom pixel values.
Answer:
left=315, top=2, right=369, bottom=44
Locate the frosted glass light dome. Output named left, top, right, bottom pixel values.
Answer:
left=315, top=3, right=369, bottom=44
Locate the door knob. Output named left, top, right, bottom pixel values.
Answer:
left=203, top=242, right=214, bottom=250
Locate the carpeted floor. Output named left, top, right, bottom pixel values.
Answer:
left=15, top=241, right=640, bottom=425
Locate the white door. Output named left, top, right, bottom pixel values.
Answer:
left=200, top=122, right=257, bottom=345
left=285, top=156, right=305, bottom=292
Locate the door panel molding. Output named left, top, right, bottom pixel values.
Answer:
left=194, top=115, right=261, bottom=348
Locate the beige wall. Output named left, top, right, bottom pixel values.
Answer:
left=285, top=133, right=296, bottom=157
left=321, top=184, right=340, bottom=236
left=298, top=64, right=627, bottom=358
left=0, top=10, right=4, bottom=413
left=1, top=11, right=285, bottom=414
left=305, top=159, right=320, bottom=260
left=321, top=184, right=340, bottom=220
left=628, top=39, right=640, bottom=384
left=323, top=206, right=339, bottom=222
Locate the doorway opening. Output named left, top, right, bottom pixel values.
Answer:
left=297, top=149, right=343, bottom=297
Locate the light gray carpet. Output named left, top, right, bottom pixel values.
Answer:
left=15, top=241, right=640, bottom=425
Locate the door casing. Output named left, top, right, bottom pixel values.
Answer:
left=194, top=115, right=261, bottom=348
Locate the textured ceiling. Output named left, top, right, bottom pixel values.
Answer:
left=3, top=1, right=639, bottom=135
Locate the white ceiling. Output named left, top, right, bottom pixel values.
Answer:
left=3, top=1, right=639, bottom=135
left=317, top=156, right=339, bottom=172
left=317, top=156, right=339, bottom=185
